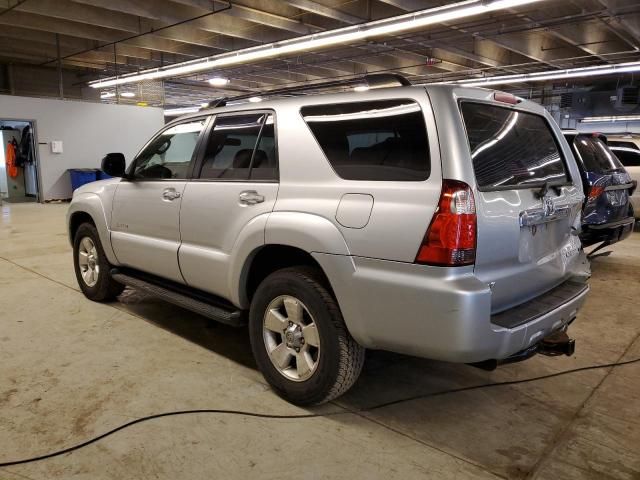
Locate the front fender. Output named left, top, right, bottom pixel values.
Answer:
left=67, top=193, right=118, bottom=265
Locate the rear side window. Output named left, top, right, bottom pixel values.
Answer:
left=301, top=100, right=430, bottom=181
left=613, top=148, right=640, bottom=167
left=460, top=102, right=568, bottom=190
left=572, top=136, right=624, bottom=173
left=608, top=141, right=639, bottom=150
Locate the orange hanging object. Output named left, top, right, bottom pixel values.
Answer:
left=6, top=141, right=18, bottom=178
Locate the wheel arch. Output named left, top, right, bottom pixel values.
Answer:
left=67, top=194, right=118, bottom=265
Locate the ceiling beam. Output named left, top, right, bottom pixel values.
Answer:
left=283, top=0, right=363, bottom=24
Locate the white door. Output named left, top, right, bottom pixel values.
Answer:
left=179, top=112, right=279, bottom=298
left=111, top=117, right=208, bottom=282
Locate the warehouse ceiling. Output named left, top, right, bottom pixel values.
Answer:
left=1, top=0, right=640, bottom=107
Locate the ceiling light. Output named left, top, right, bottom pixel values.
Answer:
left=580, top=115, right=640, bottom=123
left=208, top=77, right=229, bottom=86
left=120, top=92, right=136, bottom=98
left=433, top=61, right=640, bottom=87
left=248, top=96, right=262, bottom=103
left=100, top=91, right=115, bottom=99
left=201, top=102, right=210, bottom=108
left=89, top=0, right=544, bottom=89
left=353, top=85, right=370, bottom=92
left=164, top=106, right=200, bottom=116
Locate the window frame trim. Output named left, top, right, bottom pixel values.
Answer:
left=190, top=108, right=280, bottom=183
left=458, top=99, right=573, bottom=192
left=124, top=115, right=212, bottom=182
left=299, top=98, right=432, bottom=183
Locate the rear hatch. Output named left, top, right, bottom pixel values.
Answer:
left=459, top=100, right=585, bottom=313
left=570, top=135, right=633, bottom=225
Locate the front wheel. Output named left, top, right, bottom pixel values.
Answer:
left=73, top=222, right=124, bottom=301
left=249, top=267, right=365, bottom=405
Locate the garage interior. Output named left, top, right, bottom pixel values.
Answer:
left=1, top=0, right=639, bottom=478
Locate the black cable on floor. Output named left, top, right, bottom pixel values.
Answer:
left=1, top=356, right=638, bottom=468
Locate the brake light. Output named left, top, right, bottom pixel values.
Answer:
left=415, top=180, right=476, bottom=266
left=587, top=185, right=604, bottom=204
left=494, top=92, right=518, bottom=105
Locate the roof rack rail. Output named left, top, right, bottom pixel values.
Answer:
left=201, top=73, right=411, bottom=109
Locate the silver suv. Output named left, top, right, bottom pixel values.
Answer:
left=68, top=81, right=590, bottom=405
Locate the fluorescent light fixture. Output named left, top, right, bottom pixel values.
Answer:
left=100, top=91, right=115, bottom=99
left=89, top=0, right=544, bottom=89
left=248, top=96, right=262, bottom=103
left=435, top=61, right=640, bottom=87
left=208, top=77, right=229, bottom=86
left=353, top=85, right=370, bottom=92
left=580, top=115, right=640, bottom=123
left=164, top=106, right=200, bottom=116
left=120, top=92, right=136, bottom=97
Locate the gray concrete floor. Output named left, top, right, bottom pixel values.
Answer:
left=0, top=203, right=638, bottom=480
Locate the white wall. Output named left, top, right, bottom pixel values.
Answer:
left=0, top=95, right=164, bottom=200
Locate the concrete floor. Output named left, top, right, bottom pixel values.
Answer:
left=0, top=203, right=638, bottom=480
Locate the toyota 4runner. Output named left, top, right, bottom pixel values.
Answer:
left=68, top=81, right=591, bottom=405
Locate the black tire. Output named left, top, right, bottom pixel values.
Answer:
left=249, top=266, right=365, bottom=405
left=73, top=222, right=124, bottom=302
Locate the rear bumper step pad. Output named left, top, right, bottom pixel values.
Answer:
left=491, top=280, right=588, bottom=329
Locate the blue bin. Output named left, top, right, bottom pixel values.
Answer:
left=96, top=170, right=112, bottom=181
left=69, top=169, right=98, bottom=191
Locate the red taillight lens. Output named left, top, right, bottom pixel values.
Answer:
left=587, top=185, right=604, bottom=204
left=415, top=180, right=477, bottom=266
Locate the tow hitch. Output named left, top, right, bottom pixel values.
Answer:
left=539, top=330, right=575, bottom=357
left=469, top=329, right=576, bottom=371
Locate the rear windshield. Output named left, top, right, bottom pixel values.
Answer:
left=460, top=102, right=568, bottom=190
left=612, top=148, right=640, bottom=167
left=572, top=135, right=624, bottom=173
left=300, top=99, right=430, bottom=181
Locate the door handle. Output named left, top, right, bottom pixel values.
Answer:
left=239, top=190, right=265, bottom=205
left=162, top=188, right=181, bottom=201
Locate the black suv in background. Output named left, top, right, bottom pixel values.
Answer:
left=562, top=131, right=636, bottom=248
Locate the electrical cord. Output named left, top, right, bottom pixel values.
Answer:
left=1, top=356, right=638, bottom=468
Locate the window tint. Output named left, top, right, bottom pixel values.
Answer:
left=460, top=102, right=568, bottom=190
left=573, top=135, right=624, bottom=173
left=199, top=113, right=265, bottom=180
left=612, top=148, right=640, bottom=167
left=133, top=118, right=206, bottom=179
left=301, top=100, right=430, bottom=181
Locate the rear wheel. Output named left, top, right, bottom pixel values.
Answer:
left=73, top=223, right=124, bottom=301
left=249, top=266, right=365, bottom=405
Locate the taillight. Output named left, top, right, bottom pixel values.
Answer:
left=587, top=185, right=604, bottom=204
left=415, top=180, right=476, bottom=266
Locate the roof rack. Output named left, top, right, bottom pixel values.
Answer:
left=202, top=73, right=411, bottom=109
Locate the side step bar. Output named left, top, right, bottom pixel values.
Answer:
left=111, top=269, right=245, bottom=327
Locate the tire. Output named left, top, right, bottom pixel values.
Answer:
left=249, top=266, right=365, bottom=405
left=73, top=222, right=124, bottom=302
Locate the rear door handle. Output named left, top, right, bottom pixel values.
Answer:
left=239, top=190, right=265, bottom=205
left=162, top=188, right=181, bottom=201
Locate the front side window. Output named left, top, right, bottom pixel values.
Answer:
left=132, top=118, right=207, bottom=179
left=461, top=102, right=568, bottom=190
left=199, top=112, right=277, bottom=180
left=301, top=100, right=430, bottom=181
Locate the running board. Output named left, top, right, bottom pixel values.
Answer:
left=111, top=269, right=245, bottom=327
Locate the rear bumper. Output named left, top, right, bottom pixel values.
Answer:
left=313, top=253, right=590, bottom=364
left=580, top=216, right=635, bottom=246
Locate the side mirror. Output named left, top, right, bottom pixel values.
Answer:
left=101, top=153, right=126, bottom=178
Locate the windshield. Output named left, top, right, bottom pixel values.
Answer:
left=573, top=135, right=624, bottom=173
